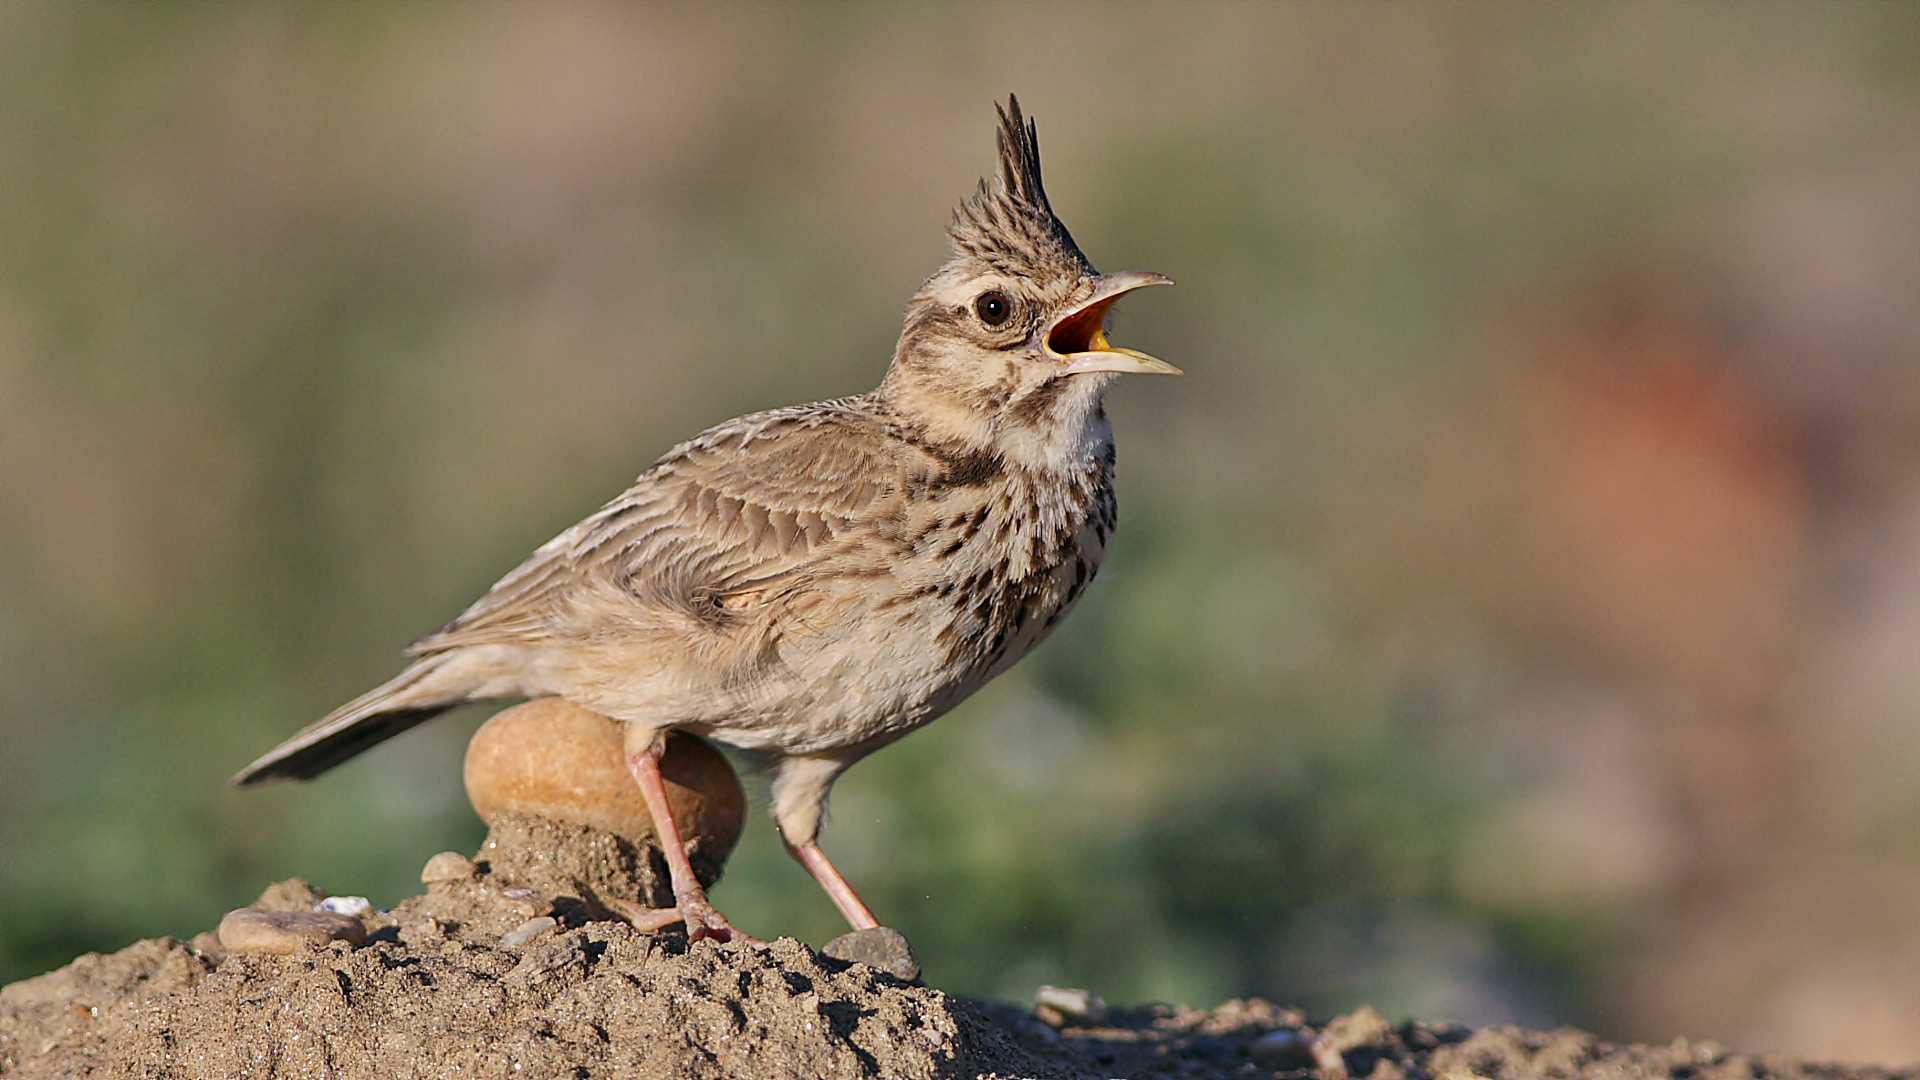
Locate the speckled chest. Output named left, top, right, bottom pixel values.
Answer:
left=886, top=442, right=1117, bottom=685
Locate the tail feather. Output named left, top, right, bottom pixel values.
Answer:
left=232, top=655, right=471, bottom=785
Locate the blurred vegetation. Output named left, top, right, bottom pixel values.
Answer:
left=5, top=2, right=1920, bottom=1062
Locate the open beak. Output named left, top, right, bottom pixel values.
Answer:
left=1044, top=271, right=1180, bottom=376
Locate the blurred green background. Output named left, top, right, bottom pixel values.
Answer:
left=6, top=1, right=1920, bottom=1064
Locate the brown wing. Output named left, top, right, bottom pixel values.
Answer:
left=406, top=400, right=903, bottom=657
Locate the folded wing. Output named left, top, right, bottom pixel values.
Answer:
left=407, top=402, right=904, bottom=658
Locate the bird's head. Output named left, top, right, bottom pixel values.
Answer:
left=881, top=97, right=1176, bottom=458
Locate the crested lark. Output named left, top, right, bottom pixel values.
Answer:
left=234, top=97, right=1178, bottom=942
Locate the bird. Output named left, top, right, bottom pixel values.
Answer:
left=233, top=96, right=1178, bottom=943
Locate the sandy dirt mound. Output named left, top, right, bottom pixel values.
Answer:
left=4, top=819, right=1913, bottom=1079
left=5, top=929, right=1914, bottom=1080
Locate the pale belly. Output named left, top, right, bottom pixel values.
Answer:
left=546, top=475, right=1108, bottom=757
left=559, top=550, right=1087, bottom=757
left=703, top=607, right=979, bottom=754
left=729, top=528, right=1098, bottom=755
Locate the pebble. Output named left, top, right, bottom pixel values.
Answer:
left=1033, top=985, right=1109, bottom=1027
left=1251, top=1029, right=1317, bottom=1070
left=217, top=907, right=367, bottom=955
left=820, top=926, right=921, bottom=982
left=500, top=916, right=558, bottom=948
left=420, top=851, right=477, bottom=884
left=316, top=895, right=375, bottom=918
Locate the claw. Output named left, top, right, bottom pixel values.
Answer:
left=680, top=898, right=752, bottom=944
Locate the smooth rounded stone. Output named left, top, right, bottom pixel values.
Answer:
left=217, top=907, right=367, bottom=955
left=420, top=851, right=478, bottom=884
left=464, top=698, right=745, bottom=864
left=820, top=926, right=921, bottom=982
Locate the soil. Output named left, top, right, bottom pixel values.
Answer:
left=3, top=819, right=1913, bottom=1080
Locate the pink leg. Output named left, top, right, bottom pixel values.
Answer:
left=786, top=839, right=880, bottom=931
left=615, top=740, right=758, bottom=944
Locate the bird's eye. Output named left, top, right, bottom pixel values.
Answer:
left=973, top=290, right=1013, bottom=327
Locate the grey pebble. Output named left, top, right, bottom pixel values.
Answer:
left=1251, top=1029, right=1316, bottom=1069
left=821, top=926, right=921, bottom=982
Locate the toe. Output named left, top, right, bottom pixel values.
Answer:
left=686, top=911, right=735, bottom=943
left=684, top=904, right=763, bottom=946
left=617, top=894, right=763, bottom=945
left=701, top=921, right=767, bottom=947
left=609, top=899, right=685, bottom=932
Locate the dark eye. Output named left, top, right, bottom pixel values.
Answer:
left=973, top=290, right=1013, bottom=327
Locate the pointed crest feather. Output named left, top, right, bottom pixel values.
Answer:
left=948, top=95, right=1093, bottom=277
left=995, top=96, right=1051, bottom=217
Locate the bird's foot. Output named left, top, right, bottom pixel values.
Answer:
left=676, top=895, right=760, bottom=945
left=609, top=897, right=762, bottom=946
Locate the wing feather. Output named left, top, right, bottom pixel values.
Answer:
left=406, top=401, right=904, bottom=657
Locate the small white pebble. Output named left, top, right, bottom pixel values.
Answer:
left=500, top=916, right=557, bottom=948
left=316, top=896, right=375, bottom=918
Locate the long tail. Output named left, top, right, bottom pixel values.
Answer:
left=231, top=653, right=479, bottom=785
